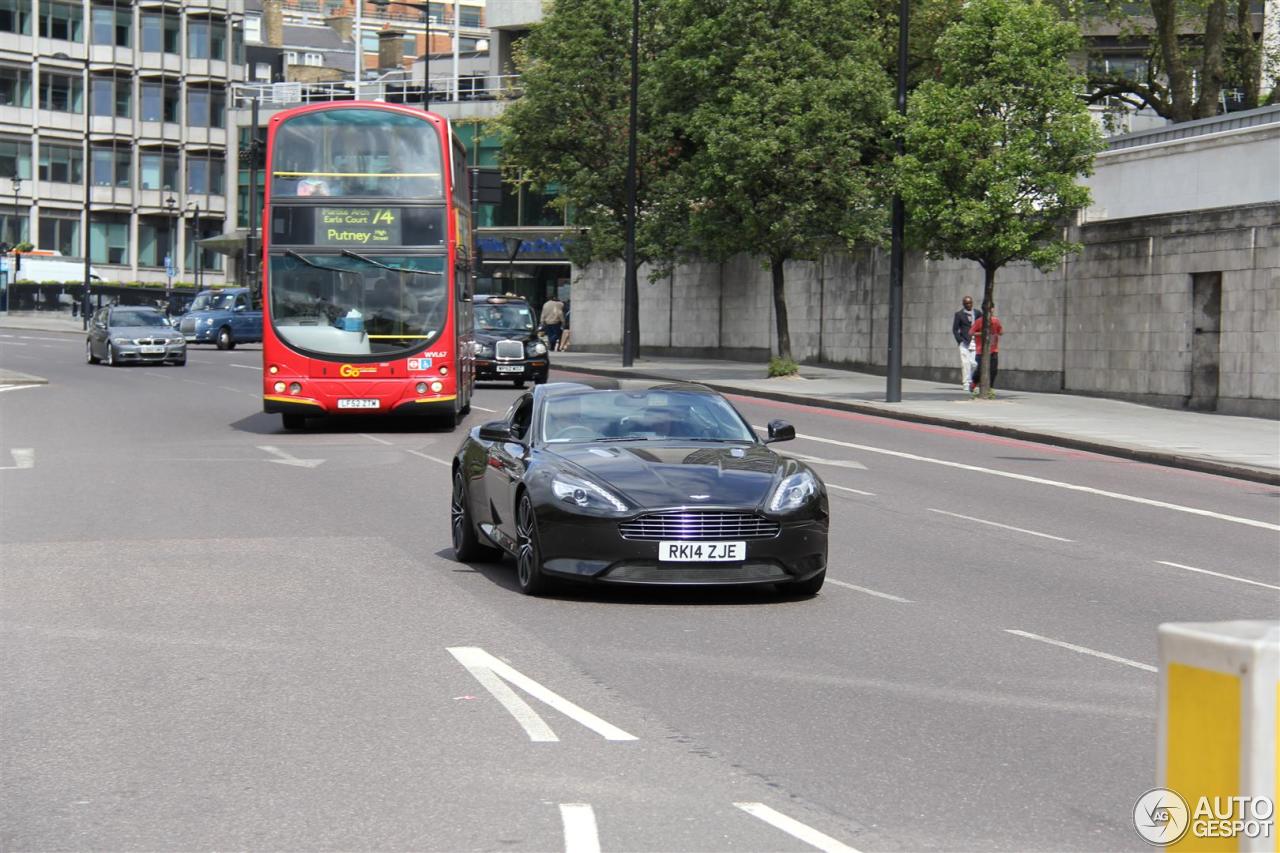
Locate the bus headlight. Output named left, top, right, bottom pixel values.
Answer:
left=289, top=382, right=302, bottom=394
left=416, top=382, right=428, bottom=394
left=430, top=381, right=443, bottom=393
left=273, top=381, right=285, bottom=393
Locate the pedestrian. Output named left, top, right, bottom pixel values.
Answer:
left=951, top=295, right=981, bottom=392
left=970, top=304, right=1004, bottom=395
left=540, top=293, right=566, bottom=352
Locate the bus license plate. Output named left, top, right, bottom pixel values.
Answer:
left=496, top=364, right=523, bottom=373
left=337, top=398, right=380, bottom=409
left=659, top=541, right=745, bottom=562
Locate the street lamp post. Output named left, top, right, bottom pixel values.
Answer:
left=885, top=0, right=908, bottom=402
left=165, top=194, right=176, bottom=311
left=621, top=0, right=639, bottom=367
left=371, top=0, right=435, bottom=108
left=187, top=201, right=202, bottom=292
left=9, top=172, right=20, bottom=245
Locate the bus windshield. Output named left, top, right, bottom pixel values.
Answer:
left=269, top=253, right=447, bottom=357
left=270, top=108, right=444, bottom=199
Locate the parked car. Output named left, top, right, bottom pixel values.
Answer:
left=86, top=305, right=186, bottom=366
left=450, top=380, right=829, bottom=596
left=175, top=287, right=263, bottom=350
left=472, top=294, right=549, bottom=387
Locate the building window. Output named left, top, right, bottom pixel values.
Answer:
left=243, top=15, right=261, bottom=43
left=428, top=3, right=446, bottom=23
left=90, top=212, right=129, bottom=264
left=137, top=215, right=177, bottom=267
left=0, top=137, right=31, bottom=181
left=459, top=36, right=486, bottom=52
left=303, top=52, right=323, bottom=67
left=188, top=17, right=226, bottom=61
left=90, top=74, right=131, bottom=118
left=459, top=5, right=482, bottom=27
left=39, top=211, right=81, bottom=257
left=187, top=216, right=223, bottom=272
left=186, top=87, right=225, bottom=129
left=253, top=62, right=272, bottom=81
left=140, top=79, right=180, bottom=123
left=186, top=153, right=225, bottom=195
left=1, top=208, right=29, bottom=245
left=90, top=144, right=131, bottom=187
left=140, top=11, right=179, bottom=53
left=284, top=50, right=297, bottom=65
left=39, top=72, right=83, bottom=113
left=139, top=149, right=179, bottom=191
left=38, top=1, right=82, bottom=41
left=39, top=142, right=83, bottom=183
left=0, top=0, right=31, bottom=35
left=0, top=65, right=30, bottom=107
left=91, top=3, right=131, bottom=48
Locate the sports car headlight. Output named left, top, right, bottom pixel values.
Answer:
left=551, top=472, right=629, bottom=515
left=768, top=471, right=819, bottom=513
left=528, top=341, right=547, bottom=356
left=110, top=337, right=133, bottom=346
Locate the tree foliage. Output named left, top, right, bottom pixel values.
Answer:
left=490, top=0, right=663, bottom=267
left=896, top=0, right=1103, bottom=392
left=1083, top=0, right=1277, bottom=121
left=649, top=0, right=891, bottom=361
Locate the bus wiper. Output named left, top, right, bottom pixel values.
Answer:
left=340, top=249, right=442, bottom=276
left=284, top=250, right=350, bottom=274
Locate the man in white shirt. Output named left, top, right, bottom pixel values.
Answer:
left=540, top=296, right=566, bottom=351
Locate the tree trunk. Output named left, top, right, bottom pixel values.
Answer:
left=771, top=256, right=792, bottom=362
left=1197, top=0, right=1229, bottom=118
left=1236, top=0, right=1261, bottom=109
left=977, top=264, right=997, bottom=396
left=1152, top=0, right=1195, bottom=121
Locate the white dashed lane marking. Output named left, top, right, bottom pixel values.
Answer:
left=1004, top=629, right=1156, bottom=673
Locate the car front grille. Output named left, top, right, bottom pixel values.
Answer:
left=619, top=512, right=780, bottom=541
left=495, top=340, right=524, bottom=361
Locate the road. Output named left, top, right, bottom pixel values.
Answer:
left=2, top=329, right=1277, bottom=851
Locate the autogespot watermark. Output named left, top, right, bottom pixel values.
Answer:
left=1134, top=788, right=1275, bottom=846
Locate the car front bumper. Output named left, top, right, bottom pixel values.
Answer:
left=112, top=342, right=186, bottom=362
left=532, top=504, right=828, bottom=587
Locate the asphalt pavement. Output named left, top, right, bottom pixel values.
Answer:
left=5, top=309, right=1276, bottom=484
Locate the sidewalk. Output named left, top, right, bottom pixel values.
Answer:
left=549, top=349, right=1280, bottom=485
left=3, top=311, right=1276, bottom=484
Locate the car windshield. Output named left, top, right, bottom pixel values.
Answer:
left=111, top=310, right=169, bottom=328
left=476, top=303, right=534, bottom=332
left=188, top=292, right=236, bottom=311
left=541, top=389, right=757, bottom=443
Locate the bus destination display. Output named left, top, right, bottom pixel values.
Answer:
left=318, top=207, right=402, bottom=246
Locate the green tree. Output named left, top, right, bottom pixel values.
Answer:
left=1083, top=0, right=1277, bottom=121
left=491, top=0, right=663, bottom=268
left=651, top=0, right=891, bottom=362
left=896, top=0, right=1103, bottom=395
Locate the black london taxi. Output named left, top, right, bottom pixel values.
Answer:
left=472, top=294, right=549, bottom=387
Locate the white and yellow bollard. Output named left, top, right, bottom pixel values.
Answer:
left=1158, top=620, right=1279, bottom=852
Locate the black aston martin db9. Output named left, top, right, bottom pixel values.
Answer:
left=450, top=380, right=829, bottom=596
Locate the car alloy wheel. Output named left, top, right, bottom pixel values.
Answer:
left=86, top=340, right=99, bottom=364
left=216, top=327, right=234, bottom=350
left=515, top=493, right=551, bottom=595
left=451, top=471, right=499, bottom=563
left=105, top=343, right=115, bottom=366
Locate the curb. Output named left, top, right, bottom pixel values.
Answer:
left=554, top=363, right=1280, bottom=487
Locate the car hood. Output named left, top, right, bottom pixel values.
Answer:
left=546, top=442, right=792, bottom=509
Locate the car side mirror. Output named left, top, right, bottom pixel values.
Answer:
left=764, top=419, right=795, bottom=444
left=478, top=421, right=514, bottom=442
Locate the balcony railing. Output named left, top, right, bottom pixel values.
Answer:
left=231, top=74, right=521, bottom=108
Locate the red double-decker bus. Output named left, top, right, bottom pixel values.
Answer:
left=260, top=102, right=474, bottom=429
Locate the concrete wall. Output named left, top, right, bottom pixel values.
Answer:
left=1084, top=120, right=1280, bottom=222
left=570, top=203, right=1280, bottom=418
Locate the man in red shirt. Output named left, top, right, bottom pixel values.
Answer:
left=970, top=304, right=1004, bottom=394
